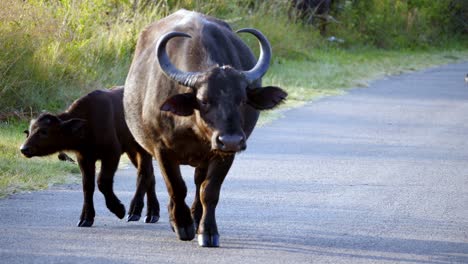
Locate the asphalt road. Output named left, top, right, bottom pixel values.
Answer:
left=1, top=62, right=468, bottom=263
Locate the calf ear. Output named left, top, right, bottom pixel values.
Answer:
left=38, top=113, right=61, bottom=125
left=61, top=119, right=87, bottom=138
left=247, top=86, right=287, bottom=110
left=160, top=93, right=197, bottom=116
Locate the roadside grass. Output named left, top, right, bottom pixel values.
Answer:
left=267, top=48, right=468, bottom=102
left=257, top=48, right=468, bottom=125
left=0, top=121, right=79, bottom=198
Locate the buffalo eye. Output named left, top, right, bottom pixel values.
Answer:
left=23, top=130, right=29, bottom=138
left=38, top=129, right=48, bottom=138
left=199, top=99, right=209, bottom=107
left=198, top=99, right=211, bottom=111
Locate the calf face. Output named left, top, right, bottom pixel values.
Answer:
left=20, top=113, right=87, bottom=158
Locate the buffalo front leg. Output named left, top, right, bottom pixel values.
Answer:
left=98, top=155, right=126, bottom=219
left=198, top=155, right=234, bottom=247
left=77, top=156, right=96, bottom=227
left=191, top=166, right=208, bottom=232
left=155, top=149, right=194, bottom=241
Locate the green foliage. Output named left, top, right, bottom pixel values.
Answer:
left=328, top=0, right=468, bottom=49
left=0, top=0, right=159, bottom=115
left=232, top=1, right=324, bottom=60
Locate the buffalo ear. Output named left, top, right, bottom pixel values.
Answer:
left=247, top=86, right=287, bottom=110
left=160, top=93, right=197, bottom=116
left=61, top=119, right=87, bottom=139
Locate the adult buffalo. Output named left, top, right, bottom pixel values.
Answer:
left=124, top=9, right=287, bottom=247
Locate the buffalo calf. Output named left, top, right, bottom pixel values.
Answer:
left=20, top=87, right=160, bottom=227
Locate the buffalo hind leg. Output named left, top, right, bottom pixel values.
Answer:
left=77, top=156, right=96, bottom=227
left=198, top=155, right=234, bottom=247
left=98, top=155, right=126, bottom=219
left=155, top=149, right=194, bottom=241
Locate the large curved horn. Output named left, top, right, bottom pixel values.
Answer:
left=236, top=28, right=272, bottom=84
left=156, top=31, right=201, bottom=88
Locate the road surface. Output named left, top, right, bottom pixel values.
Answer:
left=1, top=62, right=467, bottom=263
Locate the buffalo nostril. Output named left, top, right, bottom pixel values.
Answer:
left=217, top=135, right=245, bottom=152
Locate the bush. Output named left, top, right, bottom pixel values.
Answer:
left=0, top=0, right=159, bottom=116
left=328, top=0, right=467, bottom=49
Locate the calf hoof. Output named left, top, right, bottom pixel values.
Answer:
left=198, top=233, right=220, bottom=247
left=77, top=219, right=94, bottom=227
left=145, top=215, right=159, bottom=223
left=109, top=203, right=126, bottom=219
left=127, top=214, right=141, bottom=222
left=170, top=221, right=195, bottom=241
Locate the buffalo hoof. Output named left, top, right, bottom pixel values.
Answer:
left=198, top=233, right=220, bottom=247
left=127, top=214, right=141, bottom=222
left=145, top=215, right=159, bottom=223
left=170, top=220, right=195, bottom=241
left=77, top=219, right=94, bottom=227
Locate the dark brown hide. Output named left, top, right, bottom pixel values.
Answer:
left=20, top=87, right=160, bottom=226
left=124, top=10, right=287, bottom=247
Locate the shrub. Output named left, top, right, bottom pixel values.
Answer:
left=328, top=0, right=467, bottom=49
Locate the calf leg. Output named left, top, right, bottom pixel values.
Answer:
left=127, top=152, right=146, bottom=222
left=77, top=156, right=96, bottom=227
left=127, top=151, right=160, bottom=223
left=155, top=149, right=194, bottom=241
left=98, top=155, right=125, bottom=219
left=141, top=152, right=160, bottom=223
left=198, top=155, right=234, bottom=247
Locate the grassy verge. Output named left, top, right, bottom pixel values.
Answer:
left=0, top=121, right=80, bottom=198
left=271, top=49, right=468, bottom=104
left=257, top=48, right=468, bottom=125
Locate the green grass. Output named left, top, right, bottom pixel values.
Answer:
left=0, top=121, right=80, bottom=198
left=256, top=48, right=468, bottom=124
